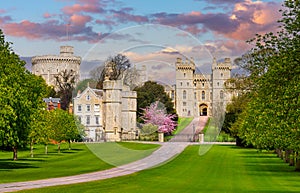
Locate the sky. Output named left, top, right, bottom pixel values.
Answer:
left=0, top=0, right=283, bottom=84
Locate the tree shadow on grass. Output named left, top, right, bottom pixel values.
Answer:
left=0, top=159, right=39, bottom=170
left=239, top=153, right=300, bottom=175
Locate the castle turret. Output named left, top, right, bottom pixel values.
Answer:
left=211, top=58, right=232, bottom=116
left=175, top=57, right=195, bottom=117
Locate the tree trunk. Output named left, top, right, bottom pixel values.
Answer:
left=68, top=140, right=71, bottom=150
left=295, top=152, right=300, bottom=171
left=30, top=141, right=34, bottom=158
left=276, top=149, right=283, bottom=158
left=289, top=151, right=295, bottom=166
left=45, top=144, right=48, bottom=154
left=285, top=150, right=291, bottom=163
left=12, top=146, right=18, bottom=161
left=58, top=143, right=61, bottom=153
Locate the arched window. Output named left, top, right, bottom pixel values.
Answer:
left=183, top=90, right=186, bottom=99
left=220, top=90, right=224, bottom=99
left=202, top=91, right=205, bottom=100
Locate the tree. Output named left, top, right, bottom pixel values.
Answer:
left=0, top=30, right=48, bottom=160
left=55, top=69, right=78, bottom=110
left=141, top=101, right=177, bottom=134
left=93, top=54, right=131, bottom=89
left=233, top=0, right=300, bottom=169
left=28, top=110, right=53, bottom=157
left=134, top=81, right=176, bottom=122
left=222, top=75, right=252, bottom=145
left=49, top=109, right=84, bottom=153
left=74, top=78, right=97, bottom=94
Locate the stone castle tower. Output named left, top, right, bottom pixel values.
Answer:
left=175, top=57, right=232, bottom=117
left=103, top=79, right=123, bottom=141
left=101, top=62, right=137, bottom=141
left=31, top=46, right=81, bottom=88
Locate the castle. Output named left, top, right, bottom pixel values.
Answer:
left=175, top=57, right=232, bottom=117
left=31, top=46, right=81, bottom=88
left=31, top=46, right=232, bottom=141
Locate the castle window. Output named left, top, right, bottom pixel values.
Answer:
left=86, top=95, right=90, bottom=101
left=194, top=92, right=197, bottom=100
left=86, top=116, right=90, bottom=125
left=202, top=83, right=204, bottom=87
left=183, top=102, right=186, bottom=106
left=221, top=73, right=223, bottom=77
left=187, top=82, right=189, bottom=86
left=78, top=105, right=82, bottom=112
left=180, top=82, right=183, bottom=86
left=220, top=90, right=224, bottom=99
left=94, top=104, right=100, bottom=112
left=183, top=90, right=187, bottom=99
left=95, top=116, right=99, bottom=125
left=202, top=91, right=205, bottom=100
left=184, top=73, right=186, bottom=77
left=86, top=104, right=91, bottom=112
left=217, top=82, right=220, bottom=86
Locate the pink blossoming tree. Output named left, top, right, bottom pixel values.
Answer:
left=142, top=101, right=177, bottom=134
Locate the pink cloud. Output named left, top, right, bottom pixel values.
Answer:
left=3, top=20, right=42, bottom=39
left=69, top=14, right=91, bottom=26
left=180, top=25, right=207, bottom=35
left=43, top=12, right=57, bottom=19
left=223, top=0, right=282, bottom=40
left=0, top=9, right=6, bottom=14
left=62, top=3, right=104, bottom=15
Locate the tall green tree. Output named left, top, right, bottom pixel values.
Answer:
left=134, top=81, right=176, bottom=122
left=0, top=30, right=48, bottom=160
left=234, top=0, right=300, bottom=169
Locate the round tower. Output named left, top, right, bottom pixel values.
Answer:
left=31, top=46, right=81, bottom=87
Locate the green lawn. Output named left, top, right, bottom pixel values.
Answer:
left=0, top=142, right=159, bottom=183
left=173, top=117, right=193, bottom=135
left=19, top=145, right=300, bottom=193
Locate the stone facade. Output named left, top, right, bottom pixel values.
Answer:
left=73, top=87, right=103, bottom=142
left=175, top=57, right=232, bottom=117
left=73, top=80, right=138, bottom=142
left=31, top=46, right=81, bottom=88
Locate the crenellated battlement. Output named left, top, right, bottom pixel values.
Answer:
left=176, top=57, right=195, bottom=71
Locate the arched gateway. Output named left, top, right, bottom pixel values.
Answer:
left=199, top=104, right=208, bottom=116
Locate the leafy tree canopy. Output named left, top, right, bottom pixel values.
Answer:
left=134, top=81, right=176, bottom=122
left=0, top=29, right=48, bottom=160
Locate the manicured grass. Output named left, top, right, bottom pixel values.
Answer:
left=20, top=145, right=300, bottom=193
left=86, top=142, right=160, bottom=166
left=173, top=117, right=193, bottom=135
left=0, top=142, right=159, bottom=183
